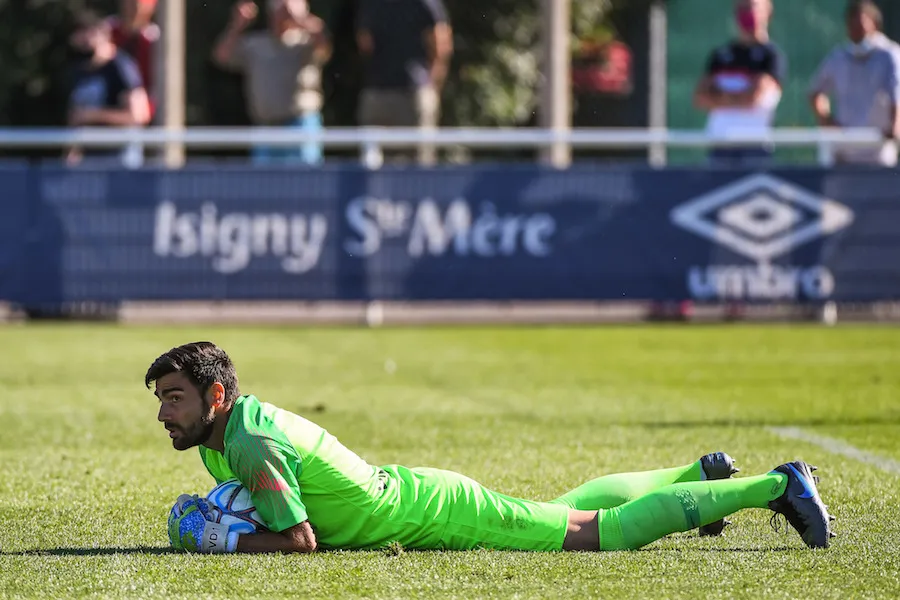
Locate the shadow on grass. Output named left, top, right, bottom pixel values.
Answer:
left=3, top=546, right=176, bottom=556
left=3, top=544, right=802, bottom=557
left=705, top=546, right=798, bottom=552
left=639, top=546, right=798, bottom=553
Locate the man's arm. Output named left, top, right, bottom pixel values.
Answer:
left=356, top=29, right=373, bottom=56
left=694, top=75, right=778, bottom=110
left=883, top=52, right=900, bottom=138
left=693, top=50, right=727, bottom=110
left=809, top=92, right=837, bottom=127
left=888, top=103, right=899, bottom=140
left=227, top=432, right=317, bottom=554
left=728, top=73, right=781, bottom=108
left=235, top=521, right=317, bottom=554
left=69, top=60, right=151, bottom=127
left=422, top=0, right=452, bottom=90
left=69, top=104, right=144, bottom=126
left=693, top=74, right=727, bottom=110
left=298, top=14, right=332, bottom=64
left=212, top=26, right=244, bottom=69
left=356, top=1, right=374, bottom=57
left=889, top=100, right=900, bottom=140
left=213, top=1, right=257, bottom=70
left=808, top=53, right=837, bottom=126
left=424, top=22, right=452, bottom=91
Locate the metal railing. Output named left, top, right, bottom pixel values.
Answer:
left=0, top=126, right=884, bottom=168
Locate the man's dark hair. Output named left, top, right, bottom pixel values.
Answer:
left=72, top=9, right=106, bottom=32
left=145, top=342, right=241, bottom=404
left=846, top=0, right=883, bottom=29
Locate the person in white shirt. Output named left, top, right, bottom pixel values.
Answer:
left=809, top=0, right=900, bottom=166
left=693, top=0, right=786, bottom=167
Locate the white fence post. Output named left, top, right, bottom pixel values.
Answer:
left=362, top=141, right=384, bottom=170
left=817, top=140, right=835, bottom=167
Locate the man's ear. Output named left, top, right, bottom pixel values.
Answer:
left=208, top=382, right=227, bottom=408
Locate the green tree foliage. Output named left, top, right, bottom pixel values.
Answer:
left=0, top=0, right=112, bottom=127
left=0, top=0, right=622, bottom=132
left=441, top=0, right=621, bottom=128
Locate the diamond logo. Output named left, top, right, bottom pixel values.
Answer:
left=670, top=174, right=854, bottom=262
left=718, top=195, right=803, bottom=239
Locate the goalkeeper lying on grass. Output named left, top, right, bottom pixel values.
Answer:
left=147, top=342, right=836, bottom=555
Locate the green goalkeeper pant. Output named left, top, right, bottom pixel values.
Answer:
left=432, top=460, right=786, bottom=551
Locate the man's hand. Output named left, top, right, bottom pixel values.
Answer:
left=295, top=14, right=324, bottom=35
left=810, top=92, right=837, bottom=128
left=887, top=103, right=900, bottom=141
left=213, top=1, right=256, bottom=68
left=233, top=520, right=319, bottom=554
left=167, top=494, right=238, bottom=554
left=229, top=1, right=258, bottom=32
left=295, top=14, right=330, bottom=62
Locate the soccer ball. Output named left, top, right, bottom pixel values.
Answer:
left=205, top=479, right=268, bottom=534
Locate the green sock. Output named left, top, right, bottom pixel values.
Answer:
left=599, top=472, right=788, bottom=550
left=550, top=461, right=704, bottom=510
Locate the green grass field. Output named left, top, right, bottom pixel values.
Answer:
left=1, top=324, right=899, bottom=599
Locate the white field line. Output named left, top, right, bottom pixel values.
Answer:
left=767, top=426, right=900, bottom=475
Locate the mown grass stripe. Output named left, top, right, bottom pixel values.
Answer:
left=767, top=426, right=900, bottom=475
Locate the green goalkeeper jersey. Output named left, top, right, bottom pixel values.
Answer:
left=198, top=394, right=568, bottom=551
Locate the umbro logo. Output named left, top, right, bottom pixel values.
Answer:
left=670, top=174, right=854, bottom=263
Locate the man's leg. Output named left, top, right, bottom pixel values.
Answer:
left=423, top=468, right=571, bottom=552
left=298, top=112, right=324, bottom=166
left=587, top=472, right=786, bottom=550
left=549, top=454, right=736, bottom=503
left=562, top=473, right=786, bottom=551
left=427, top=460, right=831, bottom=552
left=358, top=89, right=419, bottom=163
left=435, top=471, right=782, bottom=553
left=551, top=458, right=695, bottom=509
left=359, top=89, right=414, bottom=127
left=566, top=461, right=835, bottom=551
left=550, top=453, right=739, bottom=537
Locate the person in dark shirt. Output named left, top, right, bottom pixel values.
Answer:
left=693, top=0, right=787, bottom=166
left=356, top=0, right=453, bottom=165
left=65, top=9, right=152, bottom=166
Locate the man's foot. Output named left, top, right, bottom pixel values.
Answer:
left=698, top=452, right=740, bottom=537
left=768, top=460, right=835, bottom=549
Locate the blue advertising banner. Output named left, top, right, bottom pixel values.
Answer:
left=2, top=163, right=899, bottom=306
left=0, top=164, right=32, bottom=306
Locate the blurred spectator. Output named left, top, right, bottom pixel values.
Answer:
left=809, top=0, right=900, bottom=166
left=107, top=0, right=160, bottom=122
left=65, top=9, right=151, bottom=166
left=693, top=0, right=786, bottom=167
left=213, top=0, right=331, bottom=166
left=356, top=0, right=453, bottom=165
left=872, top=11, right=900, bottom=59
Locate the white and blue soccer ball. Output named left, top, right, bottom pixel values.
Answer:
left=205, top=479, right=268, bottom=534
